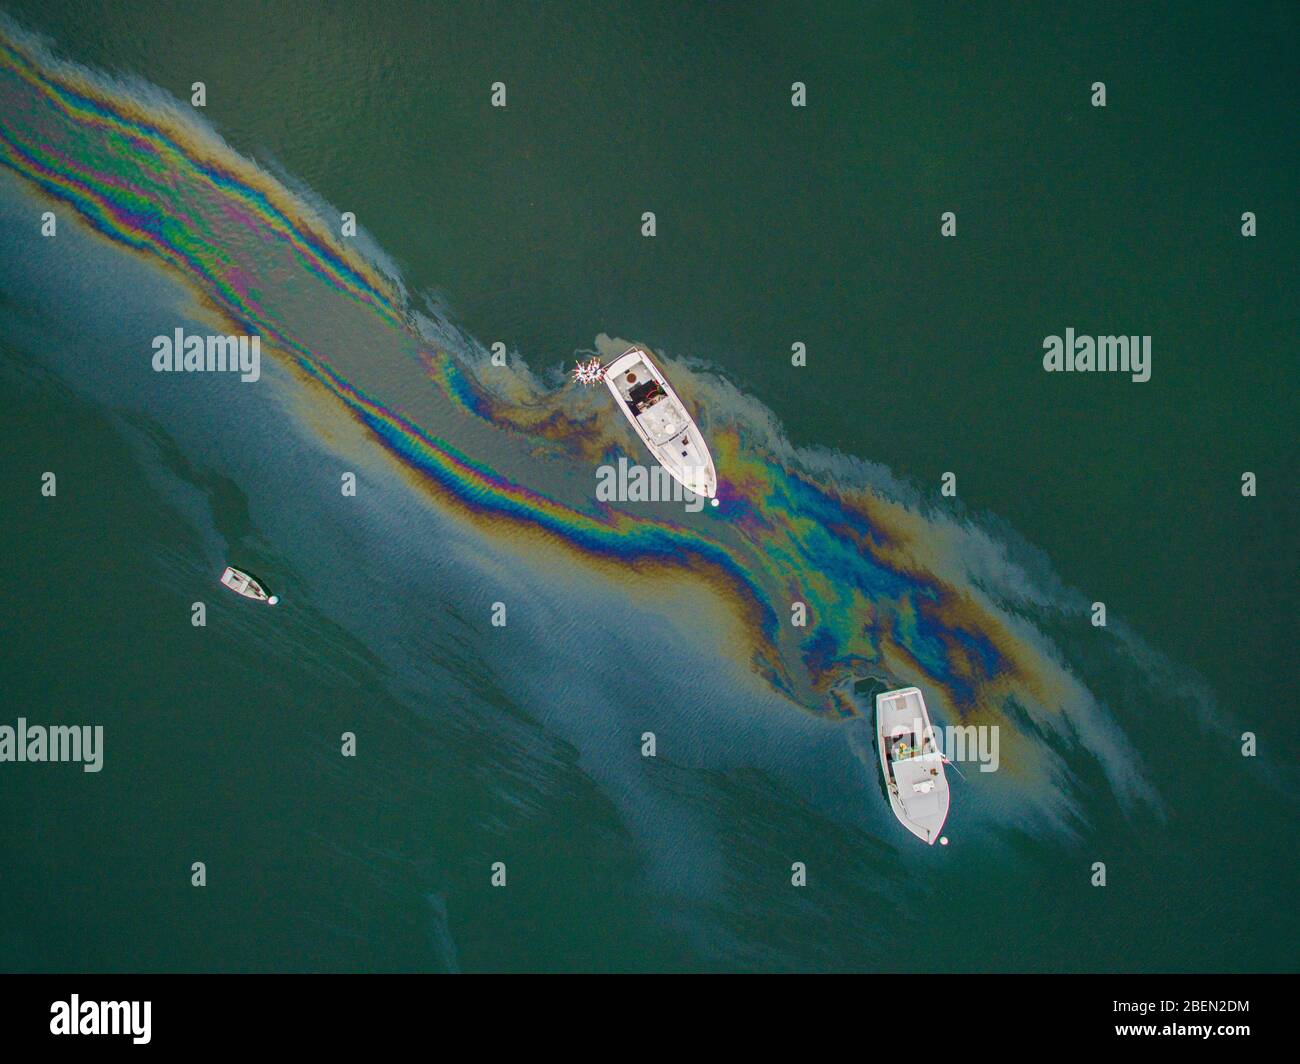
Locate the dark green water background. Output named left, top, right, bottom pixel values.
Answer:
left=1, top=1, right=1295, bottom=971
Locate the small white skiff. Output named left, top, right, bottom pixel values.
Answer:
left=219, top=566, right=278, bottom=605
left=601, top=347, right=717, bottom=500
left=876, top=686, right=949, bottom=844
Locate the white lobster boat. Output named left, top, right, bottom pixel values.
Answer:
left=601, top=347, right=717, bottom=500
left=876, top=686, right=949, bottom=844
left=219, top=566, right=279, bottom=605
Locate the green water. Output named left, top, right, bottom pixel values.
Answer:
left=1, top=1, right=1295, bottom=971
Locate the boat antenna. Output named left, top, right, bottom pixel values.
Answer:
left=941, top=753, right=967, bottom=782
left=572, top=357, right=604, bottom=387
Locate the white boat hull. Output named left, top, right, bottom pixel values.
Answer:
left=602, top=348, right=717, bottom=500
left=220, top=566, right=278, bottom=605
left=876, top=687, right=950, bottom=844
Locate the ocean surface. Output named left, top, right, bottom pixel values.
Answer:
left=0, top=1, right=1295, bottom=972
